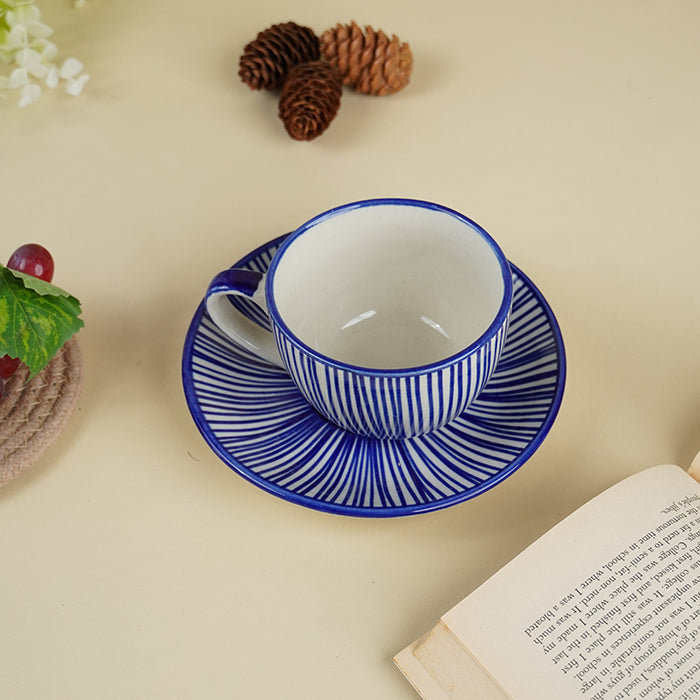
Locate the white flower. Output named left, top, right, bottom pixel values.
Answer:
left=59, top=57, right=89, bottom=95
left=16, top=47, right=48, bottom=78
left=0, top=0, right=88, bottom=106
left=5, top=5, right=53, bottom=40
left=6, top=65, right=40, bottom=106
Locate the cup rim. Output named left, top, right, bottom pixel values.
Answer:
left=265, top=197, right=513, bottom=376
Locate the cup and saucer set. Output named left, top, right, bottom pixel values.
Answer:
left=182, top=199, right=566, bottom=517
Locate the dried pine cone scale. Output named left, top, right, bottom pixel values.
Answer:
left=320, top=21, right=412, bottom=96
left=279, top=62, right=343, bottom=141
left=239, top=22, right=320, bottom=91
left=320, top=22, right=372, bottom=86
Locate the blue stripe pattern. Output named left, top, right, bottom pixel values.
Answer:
left=182, top=236, right=566, bottom=517
left=273, top=321, right=508, bottom=439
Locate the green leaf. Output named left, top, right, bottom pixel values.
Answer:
left=0, top=264, right=83, bottom=379
left=4, top=266, right=74, bottom=297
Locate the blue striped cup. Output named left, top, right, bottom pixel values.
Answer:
left=205, top=199, right=513, bottom=439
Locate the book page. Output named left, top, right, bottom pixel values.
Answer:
left=688, top=450, right=700, bottom=483
left=395, top=621, right=510, bottom=699
left=442, top=464, right=700, bottom=700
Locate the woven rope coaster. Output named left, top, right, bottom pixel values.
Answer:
left=0, top=338, right=83, bottom=487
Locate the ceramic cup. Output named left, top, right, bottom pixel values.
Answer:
left=205, top=198, right=513, bottom=439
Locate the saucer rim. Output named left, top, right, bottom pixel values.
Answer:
left=182, top=236, right=566, bottom=518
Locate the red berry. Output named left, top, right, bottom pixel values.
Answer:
left=7, top=243, right=54, bottom=283
left=2, top=243, right=54, bottom=381
left=0, top=355, right=20, bottom=379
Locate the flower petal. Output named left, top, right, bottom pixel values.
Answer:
left=25, top=19, right=53, bottom=39
left=28, top=61, right=48, bottom=78
left=15, top=48, right=49, bottom=78
left=33, top=39, right=58, bottom=62
left=45, top=65, right=59, bottom=89
left=8, top=5, right=41, bottom=27
left=23, top=82, right=41, bottom=98
left=8, top=67, right=28, bottom=88
left=60, top=57, right=83, bottom=79
left=66, top=72, right=89, bottom=96
left=15, top=47, right=40, bottom=68
left=18, top=81, right=41, bottom=107
left=7, top=23, right=28, bottom=46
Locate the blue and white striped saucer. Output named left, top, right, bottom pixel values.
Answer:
left=182, top=235, right=566, bottom=518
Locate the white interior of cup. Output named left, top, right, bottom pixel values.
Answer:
left=271, top=201, right=507, bottom=369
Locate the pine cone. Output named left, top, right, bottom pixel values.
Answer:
left=278, top=62, right=343, bottom=141
left=320, top=22, right=412, bottom=96
left=239, top=22, right=320, bottom=91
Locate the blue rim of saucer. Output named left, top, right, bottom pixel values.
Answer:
left=182, top=234, right=566, bottom=518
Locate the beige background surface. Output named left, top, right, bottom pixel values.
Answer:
left=1, top=1, right=699, bottom=698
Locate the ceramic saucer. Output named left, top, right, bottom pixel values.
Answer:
left=182, top=234, right=566, bottom=517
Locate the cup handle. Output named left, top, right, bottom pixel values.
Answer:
left=205, top=268, right=284, bottom=367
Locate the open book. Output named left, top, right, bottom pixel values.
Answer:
left=395, top=452, right=700, bottom=699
